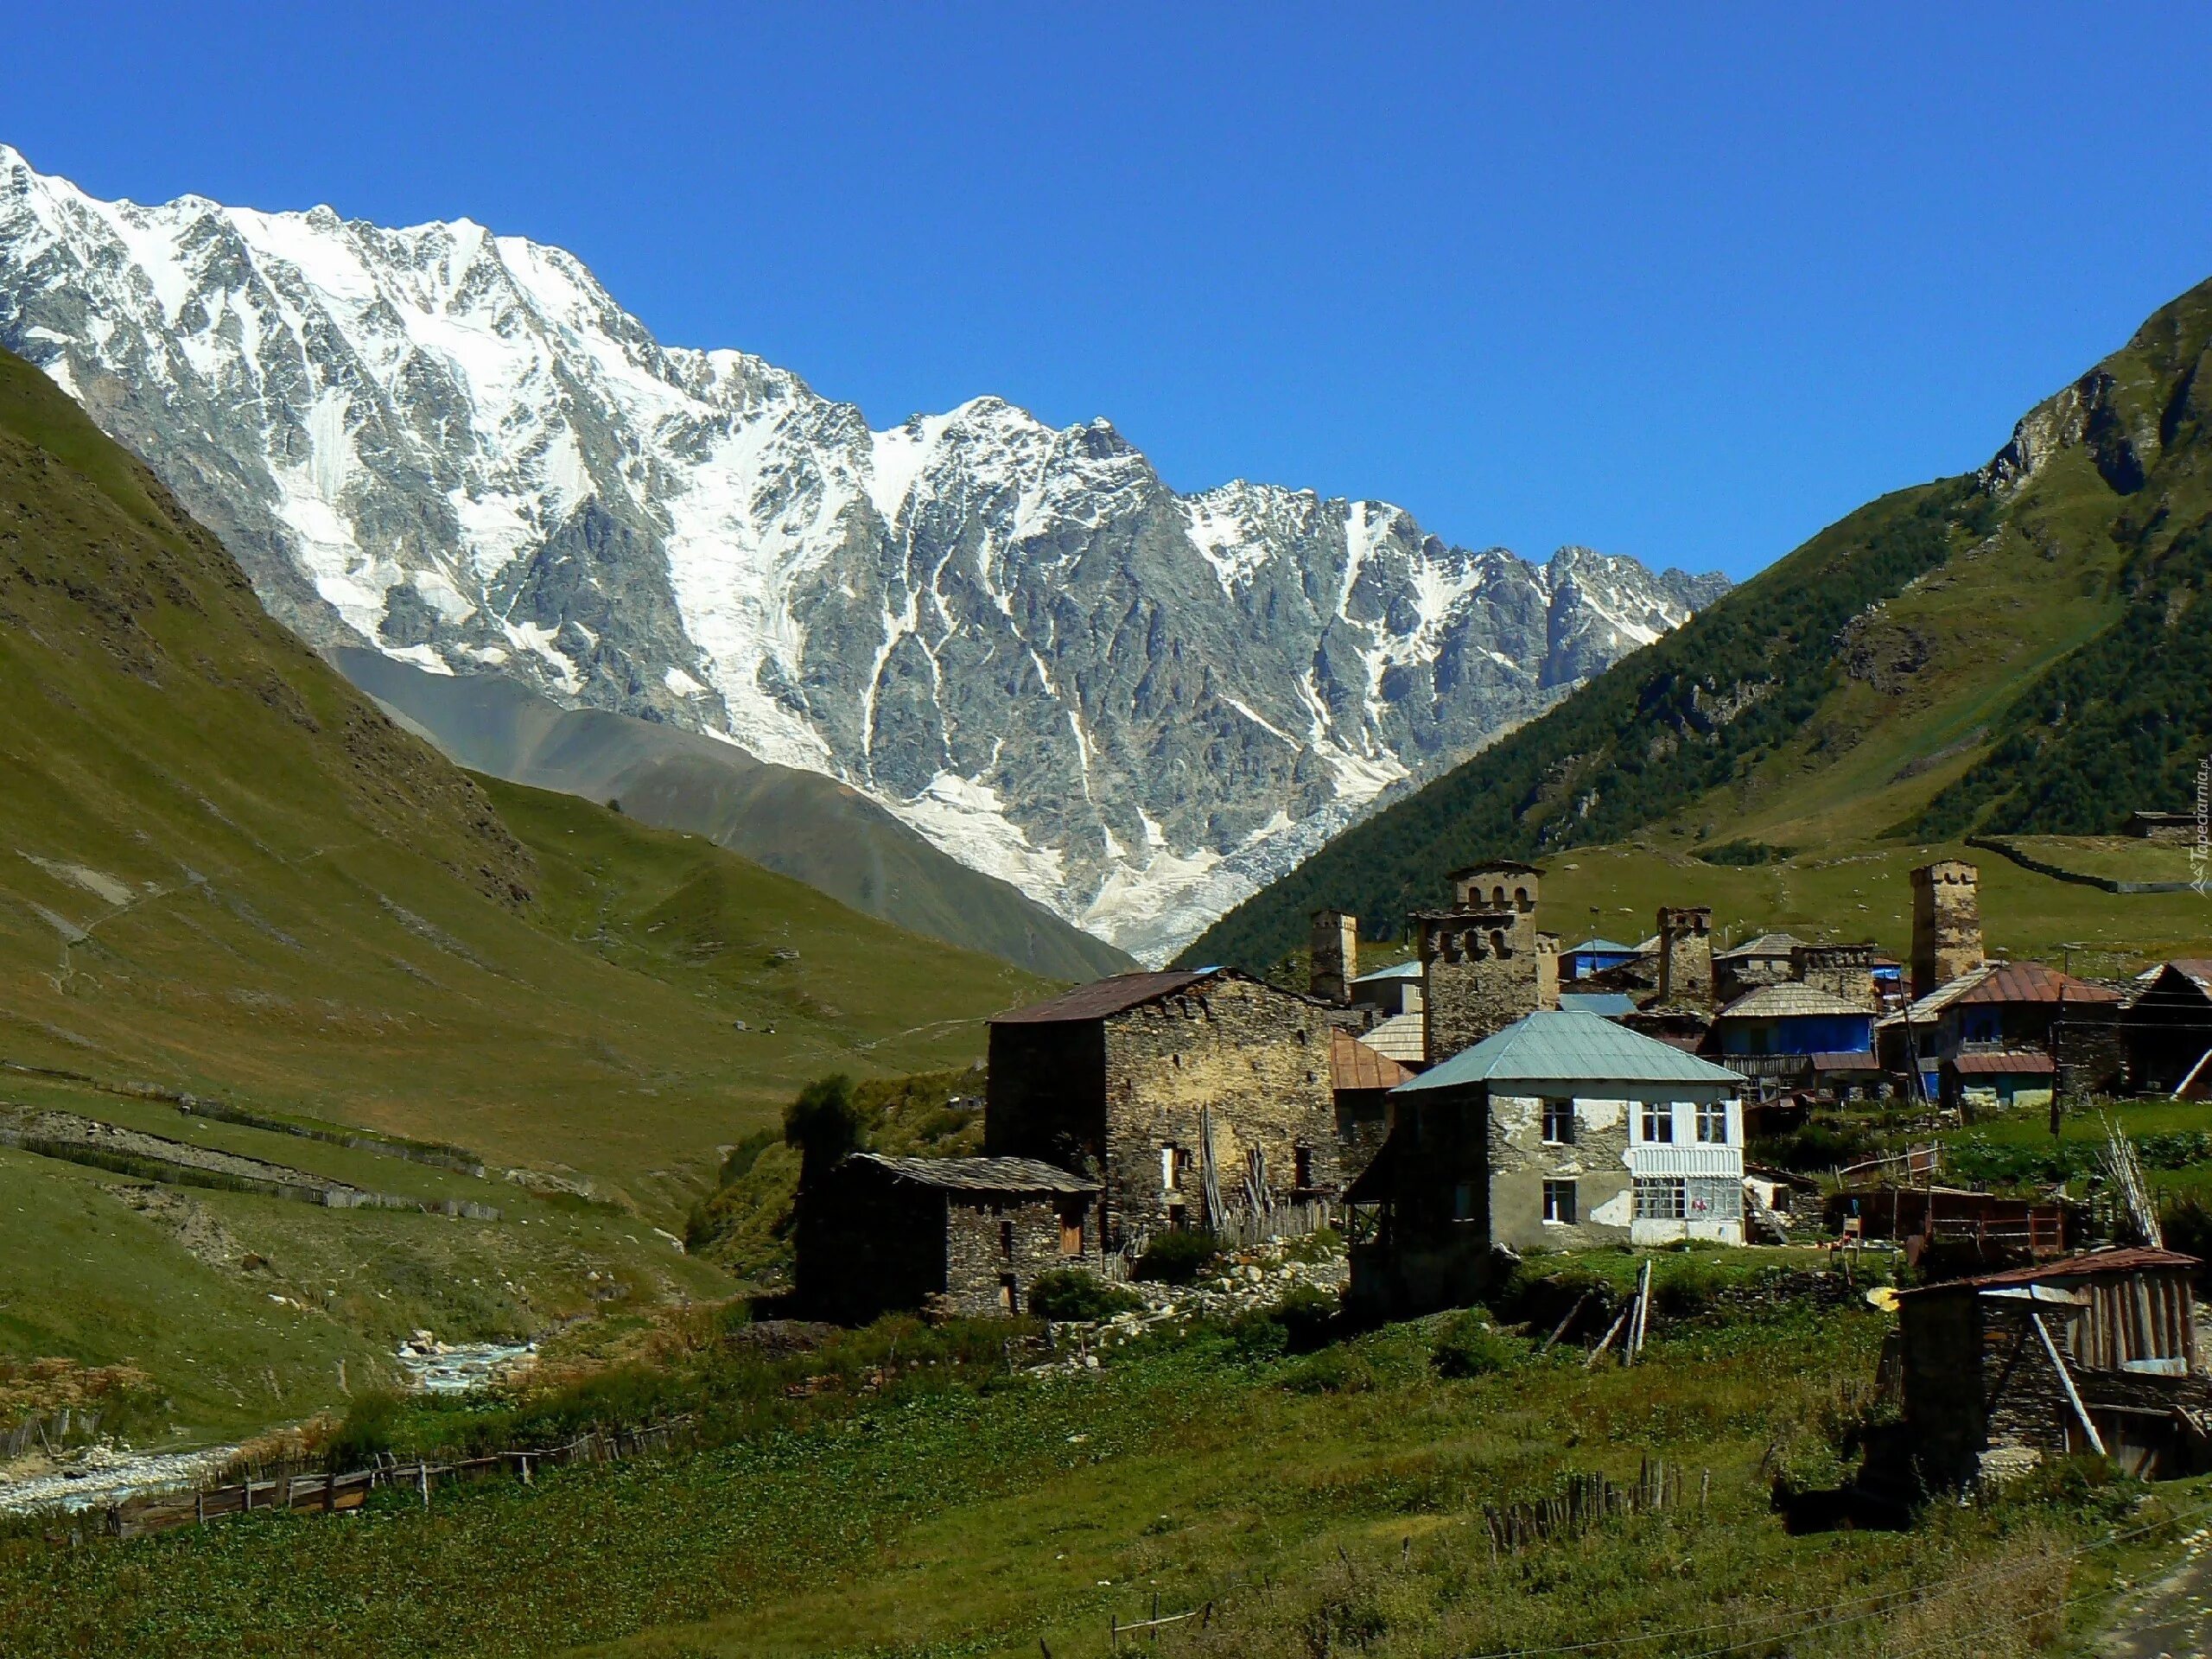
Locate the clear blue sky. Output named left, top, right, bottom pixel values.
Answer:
left=12, top=2, right=2212, bottom=580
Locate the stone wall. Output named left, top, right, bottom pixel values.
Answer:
left=1486, top=1090, right=1632, bottom=1252
left=794, top=1173, right=947, bottom=1323
left=987, top=1020, right=1109, bottom=1178
left=1309, top=909, right=1358, bottom=1003
left=1911, top=861, right=1982, bottom=999
left=1794, top=943, right=1876, bottom=1009
left=1656, top=906, right=1713, bottom=1009
left=943, top=1194, right=1090, bottom=1316
left=1421, top=917, right=1550, bottom=1060
left=1099, top=976, right=1338, bottom=1248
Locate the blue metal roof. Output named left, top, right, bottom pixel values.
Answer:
left=1396, top=1010, right=1746, bottom=1092
left=1563, top=938, right=1637, bottom=957
left=1351, top=961, right=1424, bottom=982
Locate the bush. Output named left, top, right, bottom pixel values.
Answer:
left=1130, top=1229, right=1221, bottom=1286
left=2161, top=1196, right=2212, bottom=1294
left=1282, top=1346, right=1377, bottom=1394
left=1431, top=1310, right=1524, bottom=1378
left=323, top=1389, right=404, bottom=1470
left=1026, top=1269, right=1141, bottom=1322
left=785, top=1076, right=861, bottom=1189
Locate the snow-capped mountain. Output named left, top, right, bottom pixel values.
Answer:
left=0, top=147, right=1726, bottom=962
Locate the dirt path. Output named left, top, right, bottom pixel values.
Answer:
left=2097, top=1524, right=2212, bottom=1658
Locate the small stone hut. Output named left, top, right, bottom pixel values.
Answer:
left=795, top=1153, right=1099, bottom=1322
left=1897, top=1248, right=2212, bottom=1484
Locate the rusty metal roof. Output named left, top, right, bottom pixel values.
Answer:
left=991, top=969, right=1222, bottom=1025
left=845, top=1154, right=1097, bottom=1195
left=1900, top=1247, right=2200, bottom=1298
left=1952, top=961, right=2123, bottom=1006
left=1329, top=1029, right=1414, bottom=1092
left=1949, top=1049, right=2056, bottom=1075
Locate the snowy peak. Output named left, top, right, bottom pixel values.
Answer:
left=0, top=148, right=1726, bottom=962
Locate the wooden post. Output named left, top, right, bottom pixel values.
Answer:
left=1586, top=1306, right=1630, bottom=1369
left=1539, top=1290, right=1594, bottom=1355
left=418, top=1462, right=430, bottom=1509
left=2032, top=1313, right=2106, bottom=1456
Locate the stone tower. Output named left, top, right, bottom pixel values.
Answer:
left=1419, top=910, right=1543, bottom=1061
left=1308, top=908, right=1358, bottom=1005
left=1447, top=862, right=1541, bottom=948
left=1656, top=906, right=1713, bottom=1010
left=1793, top=942, right=1875, bottom=1009
left=1910, top=861, right=1982, bottom=999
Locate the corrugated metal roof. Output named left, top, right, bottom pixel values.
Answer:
left=1397, top=1011, right=1745, bottom=1092
left=1564, top=938, right=1637, bottom=957
left=1559, top=992, right=1638, bottom=1017
left=1953, top=961, right=2123, bottom=1007
left=845, top=1153, right=1097, bottom=1194
left=1810, top=1051, right=1882, bottom=1071
left=1718, top=983, right=1875, bottom=1020
left=1329, top=1029, right=1414, bottom=1091
left=1900, top=1247, right=2199, bottom=1298
left=1714, top=931, right=1807, bottom=960
left=1351, top=961, right=1423, bottom=982
left=992, top=969, right=1221, bottom=1025
left=1362, top=1011, right=1426, bottom=1064
left=1949, top=1050, right=2056, bottom=1075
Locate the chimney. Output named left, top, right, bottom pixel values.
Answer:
left=1910, top=861, right=1981, bottom=999
left=1656, top=906, right=1713, bottom=1010
left=1309, top=909, right=1357, bottom=1004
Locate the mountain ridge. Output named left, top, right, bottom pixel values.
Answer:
left=1182, top=271, right=2212, bottom=972
left=0, top=144, right=1724, bottom=960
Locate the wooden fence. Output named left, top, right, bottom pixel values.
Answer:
left=69, top=1420, right=692, bottom=1543
left=1480, top=1457, right=1699, bottom=1556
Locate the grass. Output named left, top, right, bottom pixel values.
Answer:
left=0, top=1271, right=2173, bottom=1658
left=0, top=345, right=1069, bottom=1442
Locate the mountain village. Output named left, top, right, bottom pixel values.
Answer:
left=787, top=839, right=2212, bottom=1497
left=10, top=41, right=2212, bottom=1652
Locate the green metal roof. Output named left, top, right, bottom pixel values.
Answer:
left=1395, top=1010, right=1746, bottom=1092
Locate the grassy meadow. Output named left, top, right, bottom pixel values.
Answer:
left=0, top=1253, right=2183, bottom=1658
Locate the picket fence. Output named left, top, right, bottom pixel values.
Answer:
left=69, top=1419, right=692, bottom=1543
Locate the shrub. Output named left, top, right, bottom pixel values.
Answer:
left=785, top=1075, right=861, bottom=1188
left=2161, top=1196, right=2212, bottom=1294
left=1282, top=1346, right=1377, bottom=1394
left=1431, top=1310, right=1524, bottom=1378
left=1130, top=1229, right=1221, bottom=1286
left=1228, top=1306, right=1291, bottom=1360
left=1026, top=1268, right=1142, bottom=1322
left=323, top=1389, right=404, bottom=1470
left=1274, top=1284, right=1341, bottom=1351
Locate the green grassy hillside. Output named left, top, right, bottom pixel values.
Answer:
left=335, top=648, right=1135, bottom=982
left=0, top=344, right=1053, bottom=1439
left=1187, top=276, right=2212, bottom=969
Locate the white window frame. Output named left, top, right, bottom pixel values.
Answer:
left=1541, top=1098, right=1575, bottom=1146
left=1640, top=1101, right=1675, bottom=1144
left=1635, top=1177, right=1687, bottom=1220
left=1695, top=1099, right=1730, bottom=1145
left=1542, top=1179, right=1578, bottom=1225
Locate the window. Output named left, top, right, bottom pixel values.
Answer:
left=1058, top=1200, right=1085, bottom=1256
left=1294, top=1146, right=1314, bottom=1190
left=1541, top=1099, right=1575, bottom=1145
left=1542, top=1179, right=1577, bottom=1225
left=1635, top=1178, right=1687, bottom=1220
left=999, top=1219, right=1016, bottom=1262
left=1640, top=1102, right=1675, bottom=1143
left=1696, top=1100, right=1729, bottom=1144
left=1162, top=1145, right=1192, bottom=1193
left=1453, top=1181, right=1478, bottom=1221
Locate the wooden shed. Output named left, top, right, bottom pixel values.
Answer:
left=1897, top=1248, right=2212, bottom=1484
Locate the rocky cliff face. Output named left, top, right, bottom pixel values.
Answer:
left=0, top=146, right=1726, bottom=960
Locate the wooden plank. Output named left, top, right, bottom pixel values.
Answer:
left=2033, top=1313, right=2106, bottom=1457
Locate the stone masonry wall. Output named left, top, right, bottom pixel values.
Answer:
left=1911, top=861, right=1982, bottom=999
left=1656, top=907, right=1713, bottom=1010
left=1423, top=934, right=1546, bottom=1061
left=1486, top=1090, right=1632, bottom=1252
left=943, top=1194, right=1089, bottom=1316
left=1100, top=976, right=1337, bottom=1248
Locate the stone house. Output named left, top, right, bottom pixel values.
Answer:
left=986, top=969, right=1338, bottom=1250
left=1346, top=1011, right=1746, bottom=1316
left=1712, top=931, right=1807, bottom=1002
left=2122, top=961, right=2212, bottom=1095
left=1910, top=860, right=1984, bottom=999
left=1877, top=961, right=2123, bottom=1109
left=795, top=1154, right=1100, bottom=1322
left=1897, top=1249, right=2210, bottom=1484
